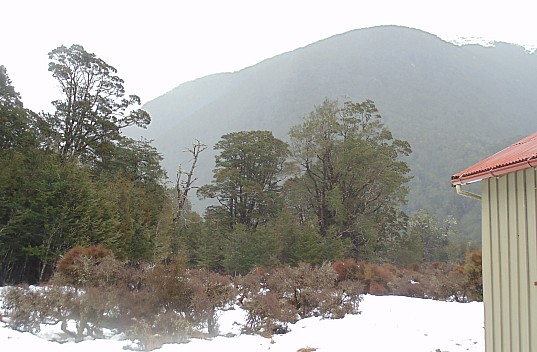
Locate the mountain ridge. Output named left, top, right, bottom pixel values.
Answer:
left=136, top=25, right=537, bottom=241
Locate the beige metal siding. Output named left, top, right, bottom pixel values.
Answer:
left=482, top=168, right=537, bottom=352
left=529, top=169, right=537, bottom=352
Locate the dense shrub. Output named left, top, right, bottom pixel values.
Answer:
left=1, top=247, right=483, bottom=350
left=241, top=289, right=297, bottom=336
left=54, top=245, right=117, bottom=288
left=237, top=262, right=362, bottom=335
left=0, top=247, right=237, bottom=350
left=2, top=246, right=122, bottom=341
left=463, top=250, right=483, bottom=301
left=188, top=268, right=236, bottom=335
left=334, top=253, right=483, bottom=302
left=354, top=261, right=398, bottom=294
left=332, top=258, right=361, bottom=282
left=127, top=312, right=192, bottom=351
left=118, top=259, right=236, bottom=349
left=1, top=285, right=66, bottom=333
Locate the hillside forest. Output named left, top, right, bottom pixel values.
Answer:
left=0, top=43, right=480, bottom=285
left=0, top=43, right=488, bottom=348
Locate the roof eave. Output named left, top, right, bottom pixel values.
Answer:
left=451, top=157, right=537, bottom=186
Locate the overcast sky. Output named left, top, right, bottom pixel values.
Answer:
left=2, top=0, right=536, bottom=113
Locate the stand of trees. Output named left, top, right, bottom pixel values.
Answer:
left=0, top=47, right=171, bottom=283
left=1, top=47, right=476, bottom=284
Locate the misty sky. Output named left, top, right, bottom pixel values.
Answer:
left=2, top=0, right=536, bottom=113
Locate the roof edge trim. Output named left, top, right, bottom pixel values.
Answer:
left=451, top=157, right=537, bottom=186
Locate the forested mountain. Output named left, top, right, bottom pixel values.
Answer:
left=138, top=25, right=537, bottom=242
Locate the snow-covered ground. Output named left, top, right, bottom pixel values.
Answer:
left=0, top=290, right=484, bottom=352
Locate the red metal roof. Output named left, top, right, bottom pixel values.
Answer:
left=451, top=132, right=537, bottom=185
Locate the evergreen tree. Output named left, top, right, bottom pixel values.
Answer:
left=407, top=209, right=451, bottom=262
left=288, top=98, right=411, bottom=259
left=0, top=65, right=35, bottom=150
left=0, top=151, right=120, bottom=282
left=45, top=44, right=150, bottom=163
left=198, top=130, right=290, bottom=228
left=0, top=54, right=173, bottom=282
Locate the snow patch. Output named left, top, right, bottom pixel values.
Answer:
left=1, top=286, right=485, bottom=352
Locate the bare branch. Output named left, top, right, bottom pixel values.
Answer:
left=174, top=140, right=207, bottom=224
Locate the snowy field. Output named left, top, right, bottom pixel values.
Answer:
left=0, top=291, right=484, bottom=352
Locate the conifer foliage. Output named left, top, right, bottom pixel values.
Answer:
left=0, top=50, right=169, bottom=284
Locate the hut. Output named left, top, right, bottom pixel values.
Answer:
left=451, top=132, right=537, bottom=351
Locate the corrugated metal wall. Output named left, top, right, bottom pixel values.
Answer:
left=481, top=167, right=537, bottom=352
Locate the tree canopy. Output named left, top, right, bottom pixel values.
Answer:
left=0, top=51, right=171, bottom=284
left=198, top=130, right=290, bottom=228
left=0, top=65, right=35, bottom=150
left=46, top=44, right=151, bottom=163
left=0, top=51, right=474, bottom=283
left=288, top=98, right=412, bottom=258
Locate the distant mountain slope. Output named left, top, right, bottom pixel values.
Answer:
left=137, top=25, right=537, bottom=242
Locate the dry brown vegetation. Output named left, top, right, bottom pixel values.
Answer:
left=235, top=263, right=362, bottom=336
left=332, top=250, right=482, bottom=302
left=1, top=246, right=482, bottom=350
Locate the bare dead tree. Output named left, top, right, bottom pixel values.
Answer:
left=174, top=140, right=207, bottom=224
